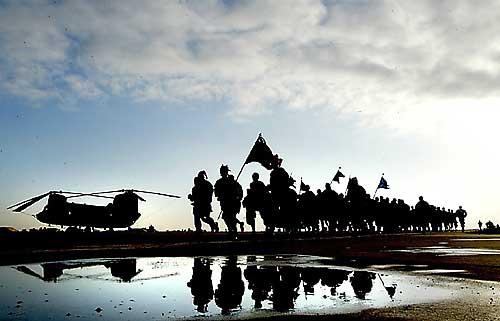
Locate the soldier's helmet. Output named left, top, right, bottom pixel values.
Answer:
left=325, top=183, right=331, bottom=190
left=252, top=172, right=259, bottom=181
left=197, top=170, right=208, bottom=180
left=419, top=196, right=424, bottom=201
left=459, top=205, right=462, bottom=209
left=220, top=165, right=230, bottom=176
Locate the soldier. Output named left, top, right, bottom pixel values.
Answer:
left=214, top=165, right=243, bottom=236
left=456, top=205, right=467, bottom=232
left=321, top=183, right=338, bottom=232
left=188, top=171, right=218, bottom=233
left=415, top=196, right=431, bottom=232
left=242, top=173, right=267, bottom=233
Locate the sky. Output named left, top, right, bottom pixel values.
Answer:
left=1, top=0, right=500, bottom=230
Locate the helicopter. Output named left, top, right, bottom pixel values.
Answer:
left=7, top=189, right=180, bottom=229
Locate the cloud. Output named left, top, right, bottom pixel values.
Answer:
left=2, top=0, right=500, bottom=134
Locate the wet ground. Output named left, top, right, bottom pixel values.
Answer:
left=0, top=254, right=497, bottom=320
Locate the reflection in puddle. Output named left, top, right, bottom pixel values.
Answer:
left=15, top=259, right=142, bottom=283
left=0, top=255, right=463, bottom=320
left=389, top=247, right=500, bottom=256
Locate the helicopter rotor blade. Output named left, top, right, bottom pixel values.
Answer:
left=85, top=190, right=126, bottom=196
left=131, top=189, right=181, bottom=199
left=8, top=192, right=51, bottom=212
left=66, top=193, right=115, bottom=200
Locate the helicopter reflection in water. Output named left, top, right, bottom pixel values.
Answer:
left=15, top=259, right=142, bottom=283
left=188, top=256, right=398, bottom=314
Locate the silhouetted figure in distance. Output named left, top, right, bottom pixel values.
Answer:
left=456, top=205, right=467, bottom=232
left=415, top=196, right=431, bottom=232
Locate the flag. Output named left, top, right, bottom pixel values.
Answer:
left=378, top=176, right=389, bottom=189
left=332, top=168, right=345, bottom=183
left=300, top=181, right=308, bottom=191
left=244, top=134, right=276, bottom=170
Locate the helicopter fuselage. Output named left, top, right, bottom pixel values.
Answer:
left=35, top=192, right=141, bottom=228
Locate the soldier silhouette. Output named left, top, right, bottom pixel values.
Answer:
left=214, top=166, right=243, bottom=236
left=188, top=171, right=218, bottom=233
left=242, top=173, right=267, bottom=233
left=187, top=258, right=214, bottom=313
left=415, top=196, right=431, bottom=232
left=478, top=220, right=483, bottom=232
left=456, top=205, right=467, bottom=232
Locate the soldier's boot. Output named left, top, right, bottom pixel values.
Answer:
left=213, top=222, right=219, bottom=232
left=239, top=221, right=244, bottom=232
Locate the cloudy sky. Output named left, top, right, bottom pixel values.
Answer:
left=1, top=0, right=500, bottom=230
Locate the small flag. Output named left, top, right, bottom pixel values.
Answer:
left=300, top=180, right=308, bottom=191
left=245, top=134, right=278, bottom=170
left=377, top=175, right=389, bottom=189
left=332, top=167, right=345, bottom=183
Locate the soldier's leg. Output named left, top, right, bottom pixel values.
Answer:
left=193, top=208, right=202, bottom=232
left=246, top=208, right=256, bottom=232
left=201, top=215, right=217, bottom=232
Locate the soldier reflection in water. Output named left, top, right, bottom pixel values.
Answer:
left=215, top=256, right=245, bottom=315
left=271, top=266, right=301, bottom=312
left=301, top=267, right=321, bottom=295
left=350, top=271, right=376, bottom=299
left=244, top=256, right=279, bottom=309
left=187, top=258, right=214, bottom=313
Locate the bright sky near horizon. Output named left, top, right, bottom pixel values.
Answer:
left=1, top=0, right=500, bottom=230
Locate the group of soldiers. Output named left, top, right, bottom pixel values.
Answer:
left=188, top=164, right=468, bottom=236
left=187, top=256, right=386, bottom=314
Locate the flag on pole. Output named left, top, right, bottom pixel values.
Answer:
left=300, top=181, right=308, bottom=191
left=244, top=133, right=277, bottom=170
left=377, top=175, right=389, bottom=189
left=332, top=167, right=345, bottom=183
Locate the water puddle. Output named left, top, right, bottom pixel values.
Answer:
left=451, top=238, right=500, bottom=241
left=0, top=255, right=469, bottom=320
left=388, top=246, right=500, bottom=256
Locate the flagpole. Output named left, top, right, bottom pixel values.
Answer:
left=373, top=187, right=379, bottom=199
left=344, top=175, right=351, bottom=195
left=235, top=163, right=246, bottom=181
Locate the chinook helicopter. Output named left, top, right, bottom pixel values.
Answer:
left=7, top=189, right=180, bottom=229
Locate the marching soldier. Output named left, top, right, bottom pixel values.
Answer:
left=242, top=173, right=267, bottom=233
left=415, top=196, right=431, bottom=232
left=188, top=171, right=218, bottom=233
left=214, top=165, right=243, bottom=236
left=456, top=205, right=467, bottom=232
